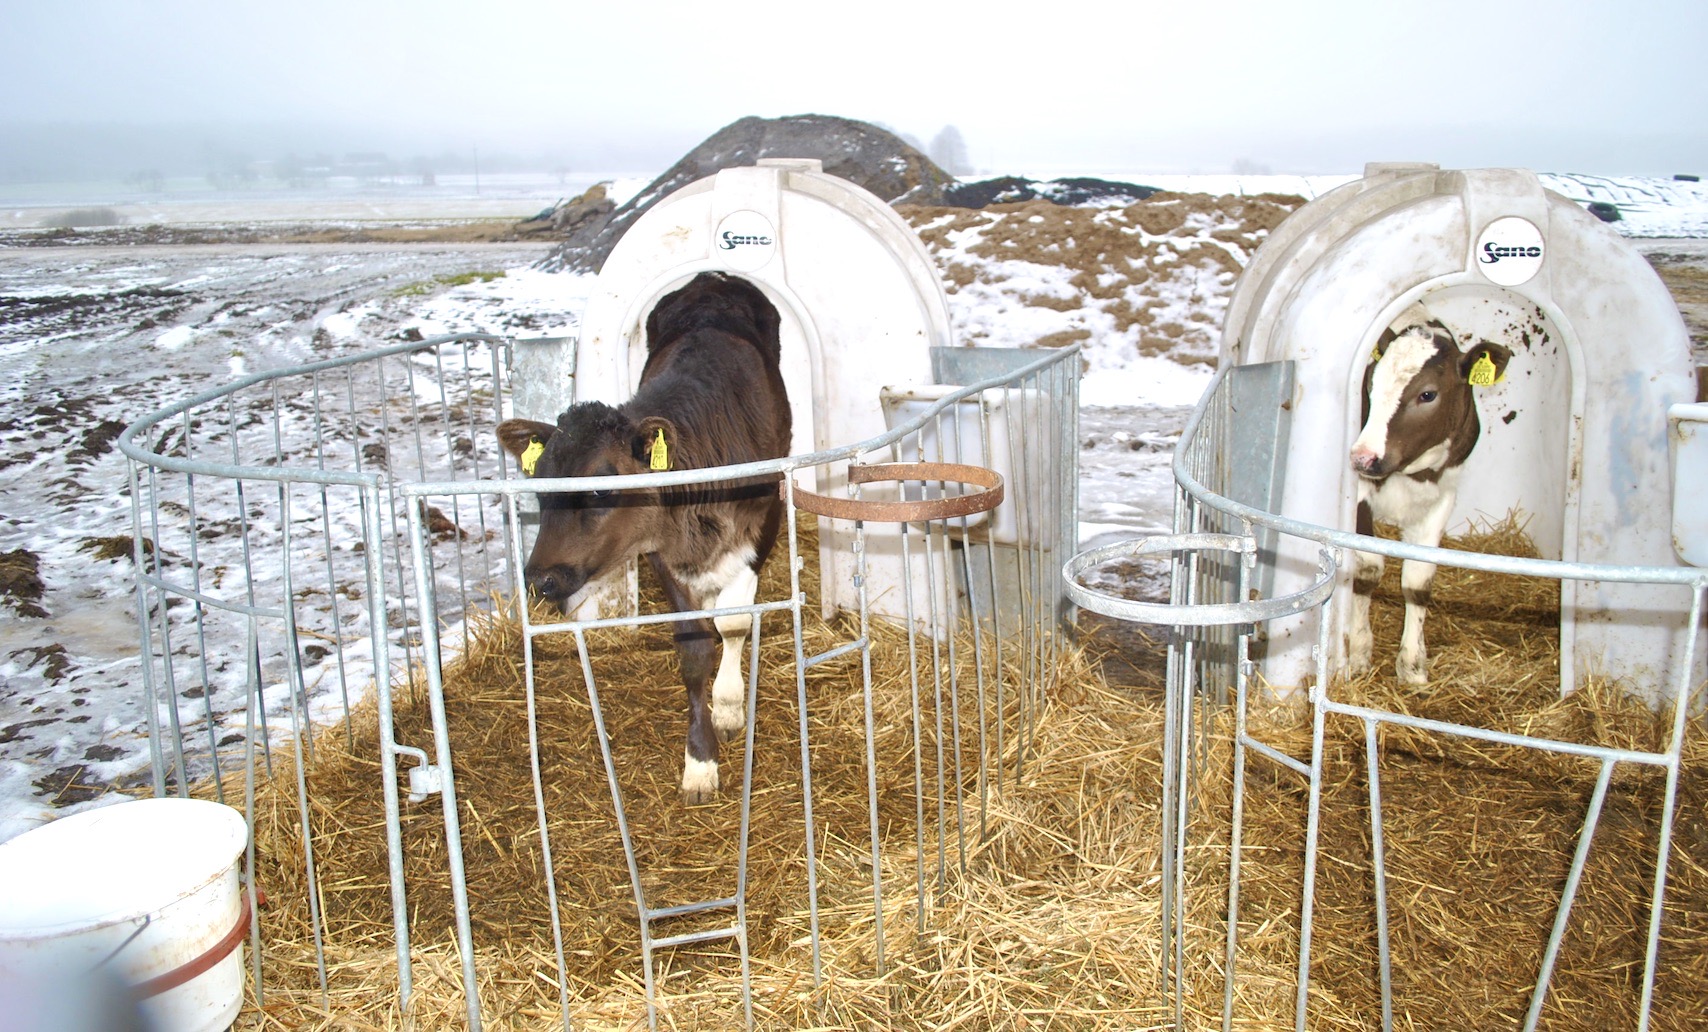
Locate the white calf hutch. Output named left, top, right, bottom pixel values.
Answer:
left=1221, top=162, right=1700, bottom=698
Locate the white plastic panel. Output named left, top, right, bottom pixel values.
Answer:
left=1671, top=403, right=1708, bottom=568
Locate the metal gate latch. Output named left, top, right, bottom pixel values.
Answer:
left=408, top=763, right=445, bottom=803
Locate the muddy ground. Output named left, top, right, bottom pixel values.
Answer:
left=0, top=238, right=553, bottom=828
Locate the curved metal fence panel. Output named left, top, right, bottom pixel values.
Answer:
left=123, top=333, right=1080, bottom=1029
left=1091, top=364, right=1708, bottom=1032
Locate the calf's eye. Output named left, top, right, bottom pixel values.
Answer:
left=1418, top=390, right=1438, bottom=404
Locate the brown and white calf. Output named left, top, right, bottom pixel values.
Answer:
left=497, top=271, right=791, bottom=803
left=1348, top=305, right=1511, bottom=685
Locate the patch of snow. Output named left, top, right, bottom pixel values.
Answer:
left=153, top=325, right=196, bottom=350
left=319, top=304, right=375, bottom=340
left=1080, top=358, right=1214, bottom=408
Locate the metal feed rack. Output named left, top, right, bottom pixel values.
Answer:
left=121, top=332, right=1079, bottom=1029
left=1064, top=362, right=1707, bottom=1032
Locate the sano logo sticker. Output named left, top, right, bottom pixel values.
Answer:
left=1475, top=216, right=1545, bottom=286
left=714, top=210, right=777, bottom=271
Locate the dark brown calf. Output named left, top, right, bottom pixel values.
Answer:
left=1348, top=304, right=1510, bottom=684
left=497, top=272, right=791, bottom=803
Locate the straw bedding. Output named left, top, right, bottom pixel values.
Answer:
left=232, top=517, right=1706, bottom=1030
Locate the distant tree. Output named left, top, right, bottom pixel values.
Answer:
left=929, top=125, right=973, bottom=176
left=1231, top=157, right=1273, bottom=175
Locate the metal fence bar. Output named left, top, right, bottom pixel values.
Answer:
left=782, top=475, right=825, bottom=992
left=1637, top=583, right=1704, bottom=1032
left=364, top=475, right=416, bottom=1012
left=506, top=486, right=571, bottom=1032
left=1363, top=718, right=1394, bottom=1032
left=403, top=496, right=483, bottom=1029
left=311, top=370, right=357, bottom=753
left=1222, top=630, right=1252, bottom=1032
left=1523, top=759, right=1615, bottom=1032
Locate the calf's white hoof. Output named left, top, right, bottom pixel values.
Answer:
left=1395, top=654, right=1430, bottom=686
left=712, top=702, right=746, bottom=743
left=681, top=754, right=720, bottom=806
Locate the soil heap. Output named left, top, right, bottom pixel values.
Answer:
left=537, top=114, right=956, bottom=274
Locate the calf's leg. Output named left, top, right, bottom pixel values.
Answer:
left=1394, top=488, right=1456, bottom=687
left=1348, top=500, right=1381, bottom=677
left=648, top=554, right=722, bottom=804
left=708, top=501, right=780, bottom=742
left=1395, top=557, right=1437, bottom=685
left=709, top=564, right=759, bottom=742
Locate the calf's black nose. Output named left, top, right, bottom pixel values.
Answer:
left=523, top=564, right=590, bottom=611
left=525, top=567, right=568, bottom=602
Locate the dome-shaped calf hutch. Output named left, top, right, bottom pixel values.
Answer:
left=492, top=160, right=1076, bottom=1024
left=1219, top=163, right=1701, bottom=701
left=515, top=158, right=985, bottom=625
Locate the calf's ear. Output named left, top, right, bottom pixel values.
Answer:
left=496, top=419, right=558, bottom=473
left=632, top=415, right=680, bottom=471
left=1460, top=341, right=1514, bottom=387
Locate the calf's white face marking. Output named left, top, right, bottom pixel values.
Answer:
left=1351, top=327, right=1446, bottom=480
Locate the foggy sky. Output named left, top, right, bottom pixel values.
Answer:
left=2, top=0, right=1705, bottom=181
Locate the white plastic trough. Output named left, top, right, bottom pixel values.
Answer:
left=515, top=159, right=963, bottom=624
left=1222, top=163, right=1701, bottom=700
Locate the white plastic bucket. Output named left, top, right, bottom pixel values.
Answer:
left=0, top=798, right=250, bottom=1032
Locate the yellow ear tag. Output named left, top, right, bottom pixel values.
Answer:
left=520, top=439, right=544, bottom=475
left=1468, top=352, right=1502, bottom=387
left=649, top=428, right=669, bottom=471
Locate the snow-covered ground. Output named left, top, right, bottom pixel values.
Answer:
left=1, top=168, right=1705, bottom=843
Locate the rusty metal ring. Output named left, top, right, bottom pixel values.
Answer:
left=784, top=461, right=1004, bottom=523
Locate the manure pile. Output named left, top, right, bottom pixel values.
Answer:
left=235, top=520, right=1706, bottom=1030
